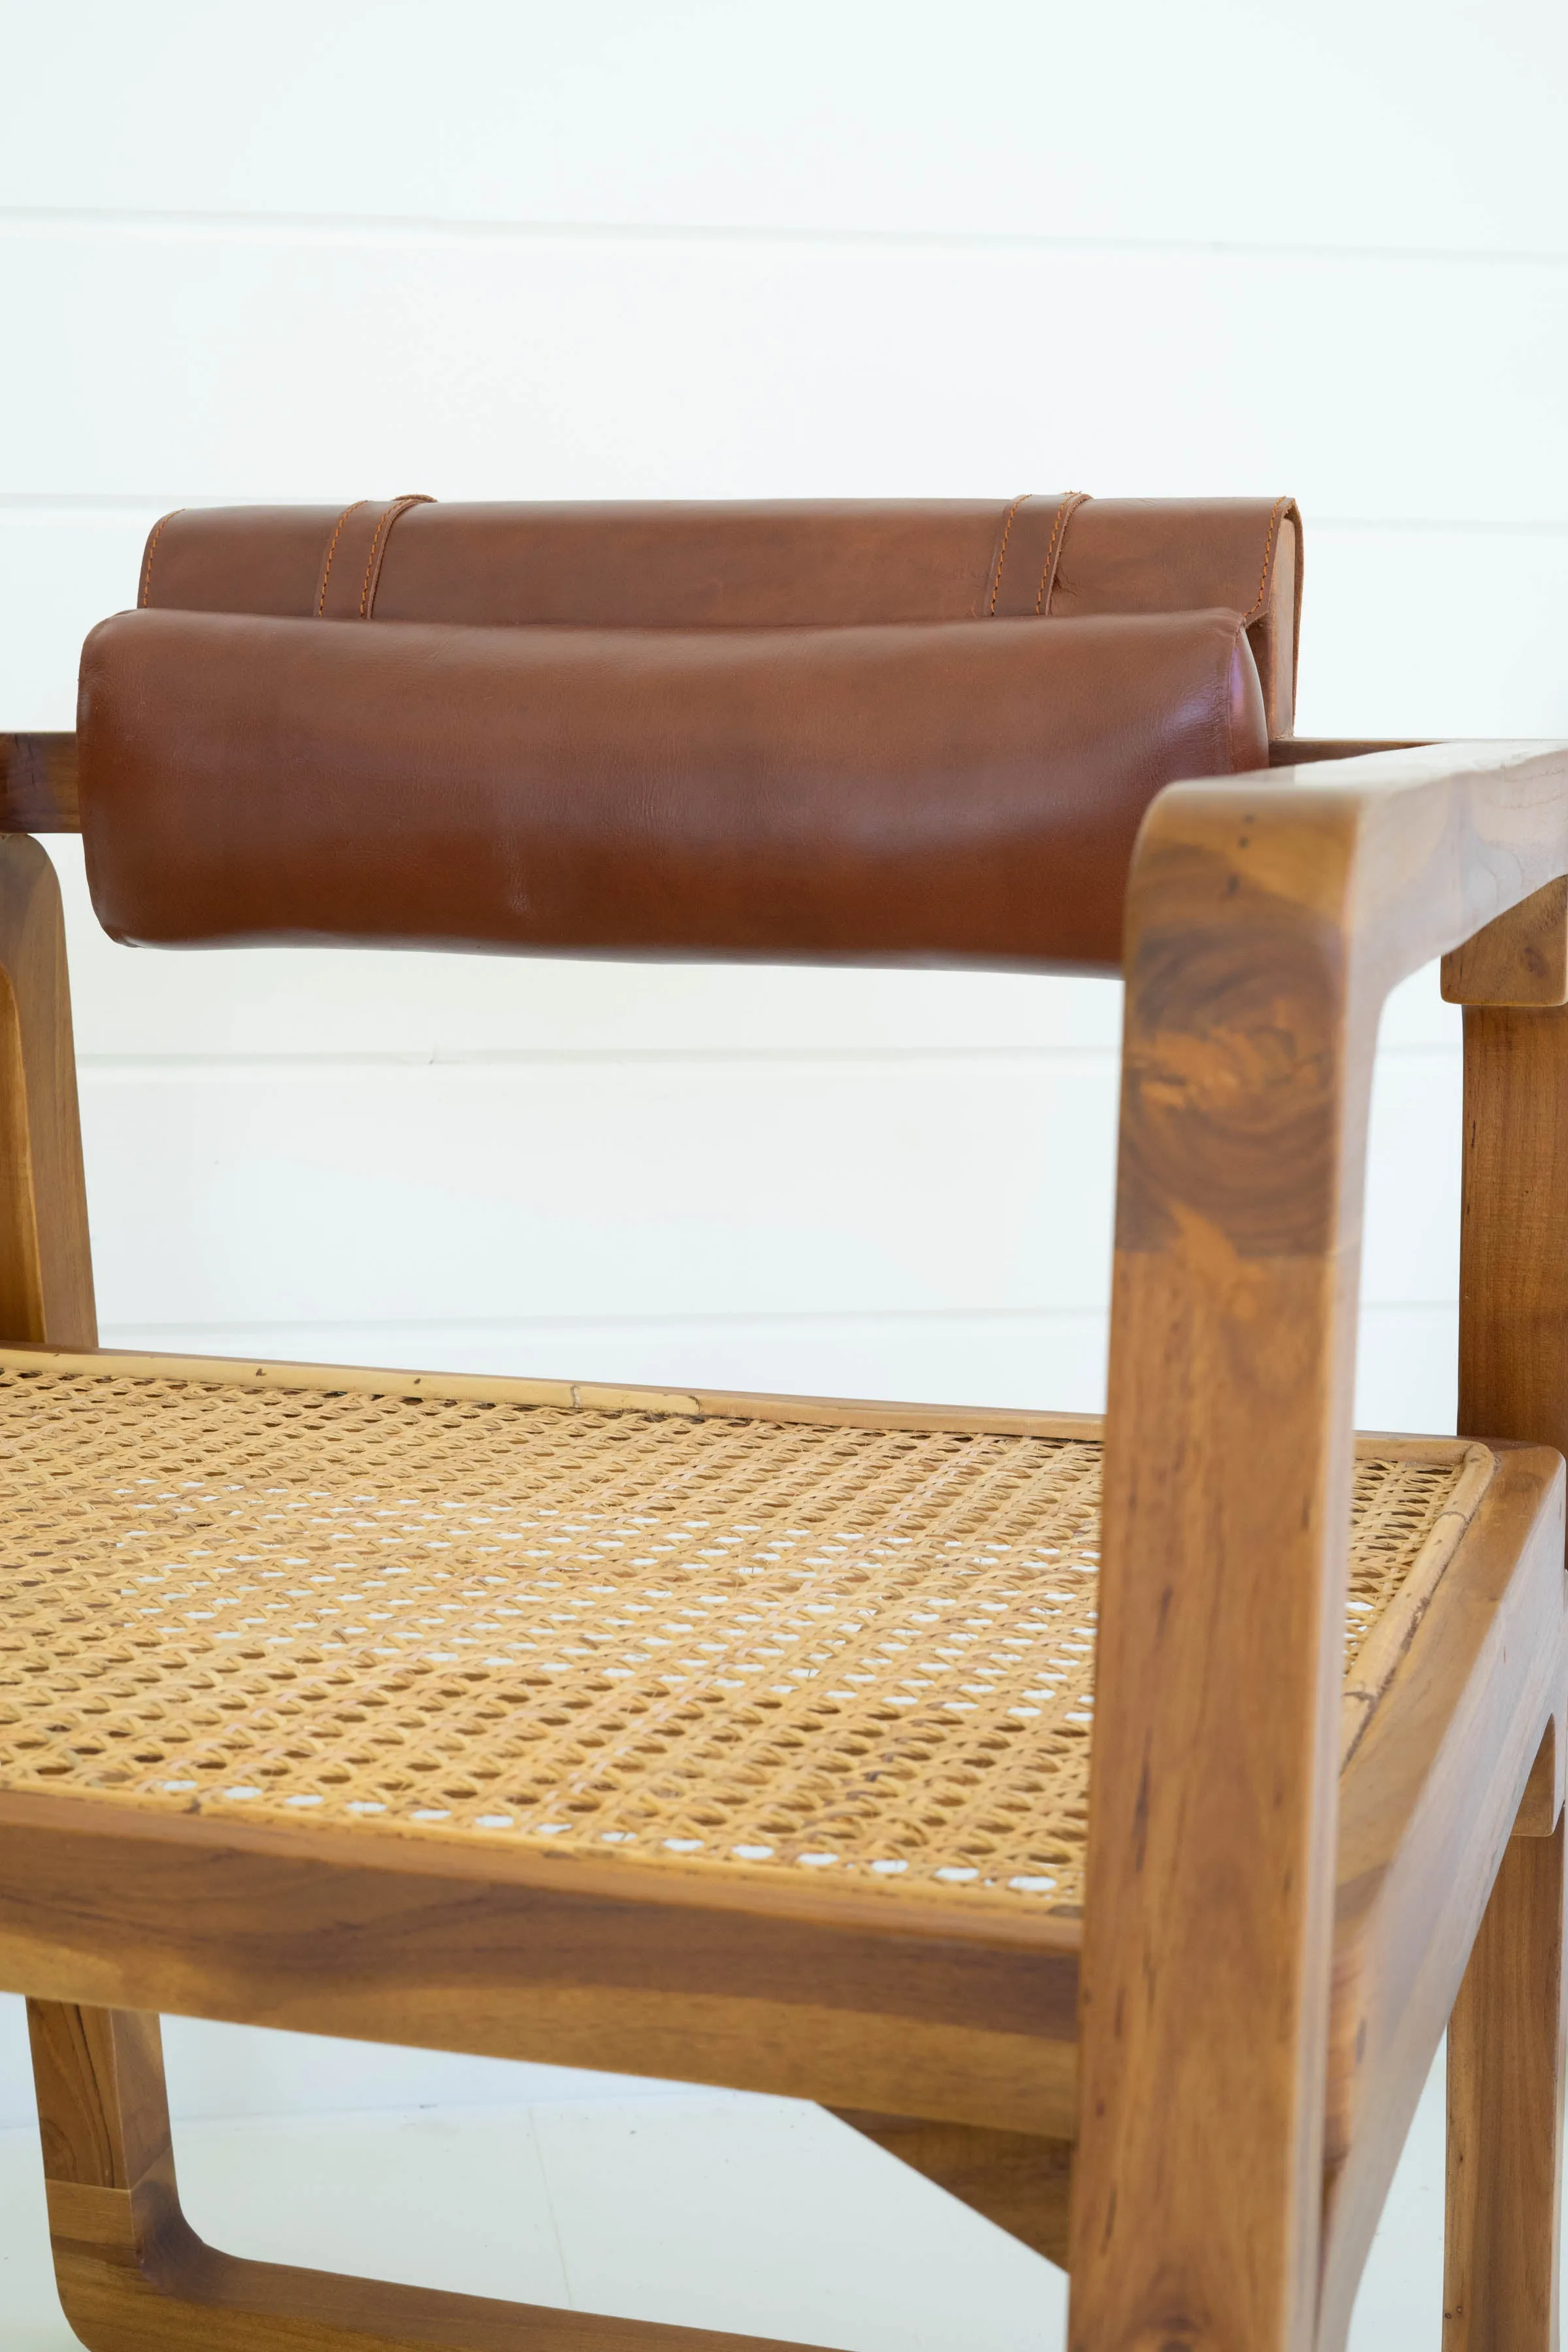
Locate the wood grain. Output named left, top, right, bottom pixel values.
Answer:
left=1318, top=1446, right=1567, bottom=2345
left=0, top=1787, right=1078, bottom=2137
left=1072, top=782, right=1374, bottom=2350
left=28, top=2000, right=171, bottom=2193
left=31, top=2002, right=813, bottom=2351
left=0, top=836, right=95, bottom=1348
left=1442, top=876, right=1568, bottom=1007
left=3, top=736, right=1568, bottom=2350
left=1435, top=996, right=1568, bottom=2349
left=1444, top=1817, right=1567, bottom=2352
left=0, top=835, right=157, bottom=2351
left=1069, top=741, right=1568, bottom=2352
left=0, top=734, right=80, bottom=834
left=1458, top=1004, right=1568, bottom=1469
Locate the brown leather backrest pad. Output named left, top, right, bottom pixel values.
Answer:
left=139, top=495, right=1301, bottom=732
left=80, top=607, right=1267, bottom=973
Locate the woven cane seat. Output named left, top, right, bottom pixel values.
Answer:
left=0, top=1356, right=1492, bottom=1916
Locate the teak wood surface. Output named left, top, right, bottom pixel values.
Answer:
left=0, top=734, right=1566, bottom=2351
left=0, top=733, right=78, bottom=834
left=1071, top=740, right=1568, bottom=2352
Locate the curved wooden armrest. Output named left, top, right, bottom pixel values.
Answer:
left=1072, top=738, right=1568, bottom=2348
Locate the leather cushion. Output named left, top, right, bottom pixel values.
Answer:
left=80, top=605, right=1267, bottom=972
left=137, top=495, right=1301, bottom=732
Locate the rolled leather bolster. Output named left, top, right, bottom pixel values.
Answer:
left=137, top=493, right=1301, bottom=734
left=79, top=605, right=1268, bottom=972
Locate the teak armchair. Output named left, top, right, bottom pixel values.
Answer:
left=0, top=493, right=1564, bottom=2352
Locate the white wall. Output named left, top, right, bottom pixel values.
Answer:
left=1, top=0, right=1565, bottom=2128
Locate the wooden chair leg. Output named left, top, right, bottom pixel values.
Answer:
left=1444, top=1801, right=1568, bottom=2351
left=25, top=1998, right=802, bottom=2352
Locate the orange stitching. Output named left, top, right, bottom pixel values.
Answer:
left=358, top=502, right=396, bottom=617
left=1245, top=495, right=1292, bottom=624
left=1034, top=491, right=1086, bottom=617
left=316, top=500, right=367, bottom=617
left=356, top=495, right=433, bottom=617
left=138, top=510, right=182, bottom=608
left=987, top=494, right=1032, bottom=617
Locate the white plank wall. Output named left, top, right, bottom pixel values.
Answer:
left=0, top=10, right=1564, bottom=2324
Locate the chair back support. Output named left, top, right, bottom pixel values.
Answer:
left=79, top=494, right=1296, bottom=971
left=80, top=604, right=1266, bottom=970
left=138, top=493, right=1301, bottom=729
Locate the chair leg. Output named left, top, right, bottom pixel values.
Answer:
left=1443, top=1802, right=1568, bottom=2351
left=24, top=1998, right=798, bottom=2352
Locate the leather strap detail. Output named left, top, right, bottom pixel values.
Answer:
left=1239, top=495, right=1300, bottom=625
left=316, top=497, right=436, bottom=620
left=989, top=494, right=1092, bottom=617
left=1033, top=493, right=1092, bottom=616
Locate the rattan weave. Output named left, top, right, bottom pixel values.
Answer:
left=0, top=1362, right=1490, bottom=1912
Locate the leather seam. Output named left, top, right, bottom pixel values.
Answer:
left=359, top=505, right=395, bottom=618
left=316, top=501, right=368, bottom=618
left=987, top=495, right=1032, bottom=617
left=359, top=503, right=399, bottom=616
left=1034, top=492, right=1088, bottom=616
left=1243, top=495, right=1292, bottom=626
left=138, top=512, right=183, bottom=608
left=358, top=494, right=433, bottom=618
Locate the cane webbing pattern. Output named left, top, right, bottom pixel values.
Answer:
left=0, top=1364, right=1488, bottom=1912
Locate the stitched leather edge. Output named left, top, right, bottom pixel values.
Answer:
left=315, top=501, right=369, bottom=619
left=1243, top=494, right=1294, bottom=625
left=987, top=495, right=1033, bottom=617
left=138, top=512, right=184, bottom=608
left=1034, top=492, right=1091, bottom=615
left=359, top=494, right=436, bottom=618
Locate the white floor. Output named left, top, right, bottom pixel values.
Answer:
left=0, top=2049, right=1451, bottom=2350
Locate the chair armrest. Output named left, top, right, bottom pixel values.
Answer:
left=0, top=735, right=79, bottom=833
left=0, top=731, right=1431, bottom=823
left=1073, top=738, right=1568, bottom=2345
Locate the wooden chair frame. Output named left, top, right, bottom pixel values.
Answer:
left=0, top=730, right=1566, bottom=2351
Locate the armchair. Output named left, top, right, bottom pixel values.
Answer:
left=0, top=492, right=1561, bottom=2352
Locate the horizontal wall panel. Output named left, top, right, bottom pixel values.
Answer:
left=0, top=505, right=159, bottom=728
left=5, top=225, right=1563, bottom=523
left=1377, top=964, right=1461, bottom=1053
left=78, top=1055, right=1120, bottom=1327
left=3, top=1, right=1561, bottom=257
left=95, top=1311, right=1115, bottom=1419
left=75, top=1022, right=1454, bottom=1343
left=99, top=1299, right=1460, bottom=1435
left=1362, top=1047, right=1462, bottom=1304
left=1355, top=1305, right=1459, bottom=1438
left=1299, top=525, right=1568, bottom=738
